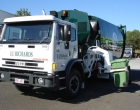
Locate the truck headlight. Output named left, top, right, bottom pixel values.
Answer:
left=0, top=73, right=4, bottom=79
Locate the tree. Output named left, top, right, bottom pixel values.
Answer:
left=15, top=8, right=31, bottom=16
left=126, top=30, right=140, bottom=49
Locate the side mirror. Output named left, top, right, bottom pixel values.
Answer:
left=64, top=24, right=71, bottom=41
left=60, top=27, right=64, bottom=40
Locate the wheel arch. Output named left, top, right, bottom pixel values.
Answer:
left=65, top=58, right=84, bottom=85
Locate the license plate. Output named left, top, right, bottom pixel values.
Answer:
left=15, top=78, right=24, bottom=84
left=15, top=61, right=25, bottom=66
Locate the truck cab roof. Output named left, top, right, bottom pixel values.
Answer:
left=3, top=15, right=76, bottom=28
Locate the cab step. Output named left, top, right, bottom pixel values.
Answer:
left=59, top=87, right=66, bottom=90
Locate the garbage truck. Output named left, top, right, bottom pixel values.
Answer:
left=0, top=10, right=130, bottom=98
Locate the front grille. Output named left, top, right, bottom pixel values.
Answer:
left=5, top=61, right=38, bottom=66
left=2, top=58, right=44, bottom=70
left=5, top=61, right=15, bottom=65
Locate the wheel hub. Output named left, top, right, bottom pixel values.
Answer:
left=69, top=75, right=79, bottom=93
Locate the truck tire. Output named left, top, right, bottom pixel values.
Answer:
left=65, top=69, right=82, bottom=98
left=15, top=85, right=34, bottom=93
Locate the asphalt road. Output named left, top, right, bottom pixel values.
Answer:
left=0, top=58, right=140, bottom=110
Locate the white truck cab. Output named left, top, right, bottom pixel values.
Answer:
left=1, top=15, right=77, bottom=72
left=0, top=15, right=82, bottom=98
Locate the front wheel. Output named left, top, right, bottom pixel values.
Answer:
left=65, top=69, right=82, bottom=98
left=15, top=85, right=34, bottom=93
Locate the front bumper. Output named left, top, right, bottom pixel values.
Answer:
left=0, top=71, right=59, bottom=90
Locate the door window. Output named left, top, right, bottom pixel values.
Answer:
left=71, top=28, right=76, bottom=41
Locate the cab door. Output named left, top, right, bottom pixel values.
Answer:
left=54, top=23, right=77, bottom=71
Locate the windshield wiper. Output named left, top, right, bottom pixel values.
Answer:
left=9, top=37, right=19, bottom=40
left=40, top=24, right=52, bottom=44
left=2, top=37, right=20, bottom=43
left=24, top=38, right=35, bottom=40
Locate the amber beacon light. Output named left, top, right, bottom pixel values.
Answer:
left=62, top=10, right=68, bottom=17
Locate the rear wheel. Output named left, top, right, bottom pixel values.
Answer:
left=65, top=69, right=82, bottom=98
left=15, top=85, right=34, bottom=93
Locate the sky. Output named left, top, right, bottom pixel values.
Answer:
left=0, top=0, right=139, bottom=31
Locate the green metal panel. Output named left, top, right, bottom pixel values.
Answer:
left=58, top=10, right=90, bottom=44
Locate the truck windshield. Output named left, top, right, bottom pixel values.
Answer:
left=0, top=21, right=53, bottom=44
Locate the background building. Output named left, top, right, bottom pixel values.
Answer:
left=0, top=10, right=14, bottom=24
